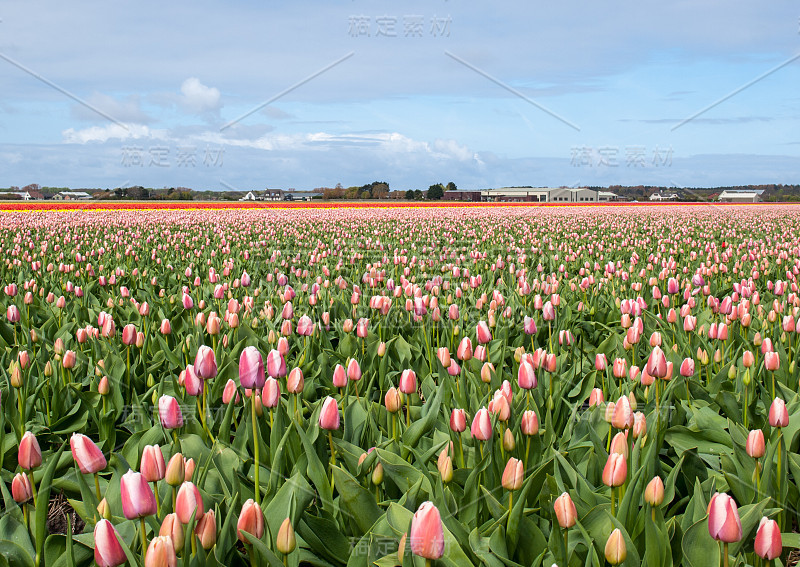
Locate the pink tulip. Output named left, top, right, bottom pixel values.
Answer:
left=476, top=321, right=492, bottom=344
left=679, top=358, right=694, bottom=377
left=158, top=395, right=184, bottom=430
left=764, top=352, right=780, bottom=371
left=646, top=346, right=667, bottom=378
left=120, top=469, right=157, bottom=519
left=523, top=316, right=537, bottom=335
left=319, top=396, right=340, bottom=430
left=471, top=408, right=492, bottom=440
left=94, top=519, right=127, bottom=567
left=456, top=337, right=473, bottom=361
left=517, top=359, right=537, bottom=389
left=554, top=492, right=577, bottom=528
left=262, top=377, right=281, bottom=408
left=297, top=315, right=314, bottom=336
left=70, top=433, right=107, bottom=474
left=521, top=410, right=539, bottom=435
left=145, top=536, right=177, bottom=567
left=287, top=367, right=304, bottom=394
left=708, top=492, right=742, bottom=543
left=18, top=432, right=42, bottom=470
left=239, top=346, right=265, bottom=390
left=347, top=358, right=362, bottom=382
left=11, top=472, right=32, bottom=503
left=175, top=481, right=204, bottom=524
left=266, top=349, right=286, bottom=378
left=237, top=498, right=265, bottom=542
left=746, top=429, right=765, bottom=458
left=589, top=388, right=604, bottom=407
left=183, top=365, right=203, bottom=396
left=332, top=364, right=347, bottom=388
left=194, top=345, right=217, bottom=379
left=769, top=398, right=789, bottom=428
left=121, top=323, right=137, bottom=346
left=140, top=445, right=165, bottom=482
left=602, top=453, right=627, bottom=487
left=450, top=409, right=466, bottom=432
left=409, top=501, right=444, bottom=560
left=754, top=516, right=782, bottom=560
left=399, top=369, right=417, bottom=394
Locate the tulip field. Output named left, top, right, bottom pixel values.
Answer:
left=3, top=203, right=800, bottom=567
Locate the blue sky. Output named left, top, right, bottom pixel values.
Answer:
left=0, top=0, right=798, bottom=191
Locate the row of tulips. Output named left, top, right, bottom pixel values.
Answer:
left=1, top=205, right=800, bottom=566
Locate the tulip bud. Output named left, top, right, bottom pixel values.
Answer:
left=165, top=453, right=185, bottom=486
left=371, top=462, right=384, bottom=485
left=276, top=517, right=297, bottom=555
left=644, top=476, right=664, bottom=506
left=195, top=509, right=217, bottom=550
left=605, top=529, right=627, bottom=565
left=503, top=427, right=516, bottom=451
left=501, top=458, right=524, bottom=491
left=553, top=492, right=577, bottom=528
left=159, top=513, right=185, bottom=552
left=746, top=430, right=765, bottom=458
left=385, top=387, right=402, bottom=413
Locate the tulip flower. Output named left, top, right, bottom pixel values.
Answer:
left=517, top=359, right=537, bottom=390
left=708, top=492, right=742, bottom=544
left=120, top=469, right=157, bottom=520
left=94, top=519, right=127, bottom=567
left=602, top=453, right=627, bottom=515
left=409, top=501, right=444, bottom=560
left=554, top=492, right=577, bottom=529
left=644, top=476, right=664, bottom=510
left=276, top=518, right=297, bottom=555
left=604, top=529, right=627, bottom=565
left=222, top=379, right=240, bottom=404
left=237, top=498, right=265, bottom=542
left=399, top=369, right=417, bottom=395
left=158, top=395, right=183, bottom=430
left=145, top=536, right=176, bottom=567
left=450, top=408, right=466, bottom=432
left=159, top=513, right=185, bottom=552
left=769, top=397, right=789, bottom=428
left=754, top=516, right=782, bottom=560
left=746, top=429, right=765, bottom=459
left=239, top=346, right=265, bottom=390
left=471, top=408, right=492, bottom=442
left=194, top=509, right=217, bottom=550
left=19, top=431, right=42, bottom=471
left=456, top=337, right=473, bottom=361
left=12, top=470, right=33, bottom=505
left=164, top=454, right=185, bottom=487
left=175, top=481, right=204, bottom=524
left=266, top=348, right=286, bottom=378
left=319, top=396, right=340, bottom=431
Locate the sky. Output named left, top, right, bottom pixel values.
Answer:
left=0, top=0, right=798, bottom=191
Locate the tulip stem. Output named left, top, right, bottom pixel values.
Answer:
left=94, top=473, right=101, bottom=502
left=328, top=431, right=336, bottom=492
left=126, top=347, right=131, bottom=405
left=610, top=487, right=615, bottom=517
left=23, top=503, right=29, bottom=535
left=458, top=435, right=465, bottom=469
left=140, top=517, right=147, bottom=559
left=152, top=481, right=160, bottom=518
left=252, top=395, right=260, bottom=505
left=743, top=383, right=748, bottom=429
left=17, top=389, right=24, bottom=435
left=723, top=542, right=728, bottom=567
left=563, top=530, right=569, bottom=564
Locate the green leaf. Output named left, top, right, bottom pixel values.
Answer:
left=331, top=465, right=382, bottom=534
left=681, top=517, right=719, bottom=567
left=35, top=442, right=67, bottom=567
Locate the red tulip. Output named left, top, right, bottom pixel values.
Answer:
left=239, top=346, right=265, bottom=390
left=120, top=469, right=157, bottom=519
left=707, top=492, right=742, bottom=543
left=94, top=519, right=127, bottom=567
left=70, top=433, right=107, bottom=474
left=409, top=501, right=444, bottom=559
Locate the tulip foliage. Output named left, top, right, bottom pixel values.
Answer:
left=1, top=205, right=800, bottom=566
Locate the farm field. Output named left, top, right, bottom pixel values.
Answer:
left=0, top=203, right=799, bottom=566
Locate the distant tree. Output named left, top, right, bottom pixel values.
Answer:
left=428, top=184, right=445, bottom=200
left=405, top=190, right=415, bottom=200
left=446, top=181, right=457, bottom=192
left=414, top=190, right=423, bottom=200
left=372, top=184, right=389, bottom=199
left=344, top=186, right=360, bottom=199
left=22, top=184, right=40, bottom=193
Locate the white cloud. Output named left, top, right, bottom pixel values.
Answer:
left=61, top=123, right=165, bottom=144
left=180, top=78, right=221, bottom=114
left=71, top=93, right=153, bottom=124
